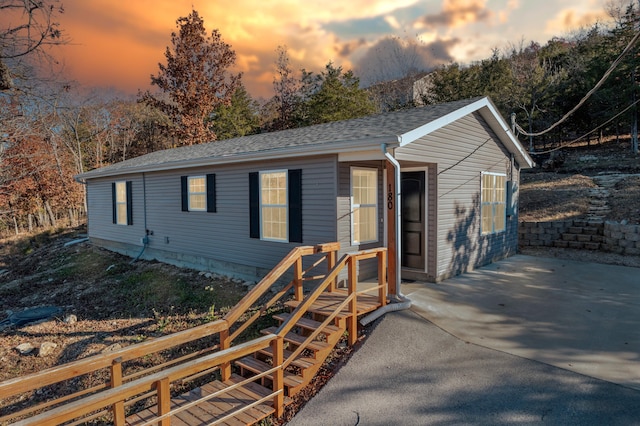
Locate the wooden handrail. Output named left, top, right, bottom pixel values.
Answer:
left=278, top=247, right=388, bottom=366
left=1, top=241, right=386, bottom=425
left=14, top=335, right=276, bottom=426
left=140, top=365, right=282, bottom=426
left=276, top=255, right=349, bottom=340
left=0, top=319, right=229, bottom=402
left=223, top=243, right=339, bottom=328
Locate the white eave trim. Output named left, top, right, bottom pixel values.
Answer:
left=397, top=97, right=535, bottom=169
left=77, top=136, right=399, bottom=180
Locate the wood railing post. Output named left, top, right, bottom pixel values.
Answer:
left=272, top=336, right=285, bottom=417
left=156, top=377, right=171, bottom=426
left=110, top=357, right=125, bottom=426
left=377, top=250, right=387, bottom=307
left=219, top=328, right=231, bottom=381
left=327, top=251, right=337, bottom=292
left=294, top=256, right=304, bottom=301
left=347, top=256, right=358, bottom=346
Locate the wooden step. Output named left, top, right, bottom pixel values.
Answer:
left=127, top=374, right=281, bottom=426
left=257, top=346, right=317, bottom=370
left=273, top=313, right=342, bottom=334
left=260, top=327, right=331, bottom=353
left=284, top=291, right=382, bottom=318
left=235, top=356, right=304, bottom=389
left=225, top=373, right=293, bottom=407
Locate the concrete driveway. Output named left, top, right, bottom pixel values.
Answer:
left=288, top=255, right=640, bottom=425
left=404, top=254, right=640, bottom=390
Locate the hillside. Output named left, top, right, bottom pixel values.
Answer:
left=520, top=138, right=640, bottom=224
left=0, top=137, right=637, bottom=422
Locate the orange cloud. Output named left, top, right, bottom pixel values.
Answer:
left=57, top=1, right=186, bottom=94
left=418, top=0, right=492, bottom=29
left=51, top=0, right=436, bottom=98
left=545, top=8, right=609, bottom=34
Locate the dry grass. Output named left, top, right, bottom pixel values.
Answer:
left=519, top=173, right=595, bottom=222
left=609, top=176, right=640, bottom=223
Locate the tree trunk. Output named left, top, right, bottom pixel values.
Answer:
left=528, top=117, right=534, bottom=152
left=633, top=113, right=638, bottom=155
left=37, top=202, right=46, bottom=227
left=45, top=200, right=57, bottom=228
left=13, top=216, right=19, bottom=236
left=28, top=214, right=33, bottom=233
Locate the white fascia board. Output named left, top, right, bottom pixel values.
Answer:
left=398, top=97, right=535, bottom=169
left=77, top=136, right=398, bottom=180
left=397, top=98, right=491, bottom=146
left=480, top=100, right=535, bottom=169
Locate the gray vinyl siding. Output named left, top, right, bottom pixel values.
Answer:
left=86, top=174, right=146, bottom=246
left=395, top=111, right=518, bottom=280
left=337, top=161, right=385, bottom=281
left=87, top=155, right=338, bottom=276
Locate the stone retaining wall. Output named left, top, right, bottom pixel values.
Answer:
left=519, top=220, right=640, bottom=255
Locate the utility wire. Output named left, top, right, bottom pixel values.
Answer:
left=515, top=29, right=640, bottom=137
left=533, top=98, right=640, bottom=154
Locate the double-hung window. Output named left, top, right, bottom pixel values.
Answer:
left=249, top=169, right=302, bottom=243
left=112, top=181, right=132, bottom=225
left=260, top=170, right=288, bottom=241
left=181, top=174, right=216, bottom=213
left=187, top=176, right=206, bottom=211
left=351, top=167, right=378, bottom=244
left=481, top=172, right=506, bottom=234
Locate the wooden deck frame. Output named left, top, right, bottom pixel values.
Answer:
left=0, top=243, right=388, bottom=426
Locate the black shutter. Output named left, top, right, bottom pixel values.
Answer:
left=125, top=181, right=133, bottom=226
left=206, top=174, right=216, bottom=213
left=111, top=182, right=117, bottom=224
left=181, top=176, right=188, bottom=212
left=288, top=169, right=302, bottom=243
left=249, top=172, right=259, bottom=239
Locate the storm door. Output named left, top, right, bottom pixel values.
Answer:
left=401, top=171, right=425, bottom=269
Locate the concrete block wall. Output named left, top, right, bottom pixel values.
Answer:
left=603, top=223, right=640, bottom=255
left=519, top=220, right=640, bottom=255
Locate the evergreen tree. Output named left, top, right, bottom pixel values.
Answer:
left=211, top=85, right=260, bottom=140
left=301, top=62, right=378, bottom=126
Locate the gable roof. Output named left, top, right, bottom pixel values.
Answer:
left=77, top=97, right=533, bottom=180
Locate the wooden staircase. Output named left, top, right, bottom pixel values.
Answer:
left=0, top=243, right=388, bottom=426
left=236, top=308, right=346, bottom=398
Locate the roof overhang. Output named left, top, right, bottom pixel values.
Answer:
left=77, top=136, right=399, bottom=181
left=397, top=97, right=535, bottom=169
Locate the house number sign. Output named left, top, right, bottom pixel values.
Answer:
left=387, top=184, right=394, bottom=210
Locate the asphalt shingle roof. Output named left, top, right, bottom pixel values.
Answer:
left=78, top=98, right=482, bottom=179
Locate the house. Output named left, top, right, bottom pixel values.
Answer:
left=76, top=97, right=534, bottom=290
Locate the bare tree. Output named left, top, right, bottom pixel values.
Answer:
left=140, top=9, right=240, bottom=145
left=507, top=41, right=564, bottom=152
left=0, top=0, right=66, bottom=90
left=355, top=35, right=428, bottom=86
left=270, top=45, right=302, bottom=130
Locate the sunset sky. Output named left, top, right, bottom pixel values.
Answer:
left=48, top=0, right=611, bottom=99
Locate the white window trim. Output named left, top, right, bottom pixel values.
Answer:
left=351, top=167, right=379, bottom=245
left=187, top=175, right=207, bottom=212
left=115, top=181, right=128, bottom=226
left=259, top=169, right=289, bottom=243
left=481, top=172, right=507, bottom=235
